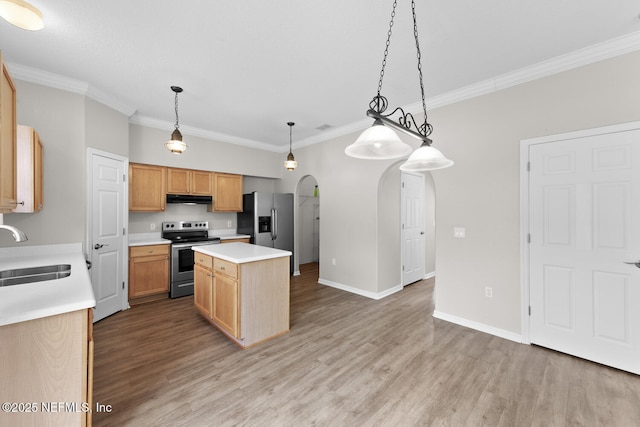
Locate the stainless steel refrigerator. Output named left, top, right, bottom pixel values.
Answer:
left=237, top=192, right=294, bottom=272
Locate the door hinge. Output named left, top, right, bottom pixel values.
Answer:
left=123, top=227, right=126, bottom=235
left=527, top=233, right=531, bottom=243
left=527, top=161, right=530, bottom=172
left=402, top=182, right=405, bottom=188
left=528, top=306, right=531, bottom=316
left=123, top=174, right=126, bottom=182
left=122, top=281, right=125, bottom=290
left=402, top=265, right=405, bottom=271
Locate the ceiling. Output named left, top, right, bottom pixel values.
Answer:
left=2, top=0, right=639, bottom=152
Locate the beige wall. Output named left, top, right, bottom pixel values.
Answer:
left=128, top=124, right=283, bottom=178
left=1, top=81, right=86, bottom=247
left=431, top=50, right=640, bottom=334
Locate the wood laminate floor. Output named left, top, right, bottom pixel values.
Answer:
left=93, top=263, right=640, bottom=426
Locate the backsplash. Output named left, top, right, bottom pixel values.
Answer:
left=128, top=203, right=236, bottom=234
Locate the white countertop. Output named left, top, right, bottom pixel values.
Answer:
left=128, top=233, right=171, bottom=247
left=0, top=243, right=96, bottom=327
left=218, top=234, right=251, bottom=240
left=193, top=242, right=291, bottom=264
left=128, top=231, right=248, bottom=246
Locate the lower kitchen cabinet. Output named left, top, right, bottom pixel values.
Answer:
left=212, top=266, right=239, bottom=338
left=0, top=308, right=94, bottom=427
left=194, top=263, right=213, bottom=317
left=128, top=244, right=170, bottom=300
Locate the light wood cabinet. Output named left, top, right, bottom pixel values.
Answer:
left=210, top=172, right=243, bottom=212
left=212, top=258, right=239, bottom=337
left=221, top=238, right=251, bottom=244
left=0, top=51, right=17, bottom=212
left=13, top=125, right=43, bottom=213
left=129, top=163, right=166, bottom=211
left=0, top=308, right=94, bottom=427
left=194, top=262, right=213, bottom=317
left=167, top=168, right=212, bottom=195
left=194, top=252, right=289, bottom=348
left=128, top=244, right=170, bottom=299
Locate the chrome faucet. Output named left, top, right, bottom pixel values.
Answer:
left=0, top=225, right=28, bottom=242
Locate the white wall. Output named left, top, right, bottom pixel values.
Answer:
left=431, top=50, right=640, bottom=335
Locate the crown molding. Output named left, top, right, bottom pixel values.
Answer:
left=129, top=115, right=282, bottom=153
left=297, top=30, right=640, bottom=148
left=9, top=30, right=640, bottom=152
left=8, top=63, right=137, bottom=117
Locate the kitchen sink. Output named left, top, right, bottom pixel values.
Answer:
left=0, top=264, right=71, bottom=287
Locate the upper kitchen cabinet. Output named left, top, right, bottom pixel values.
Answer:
left=167, top=167, right=212, bottom=195
left=0, top=51, right=17, bottom=212
left=13, top=125, right=43, bottom=213
left=129, top=163, right=166, bottom=211
left=210, top=172, right=243, bottom=212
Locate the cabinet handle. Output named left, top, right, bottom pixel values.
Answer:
left=17, top=201, right=24, bottom=206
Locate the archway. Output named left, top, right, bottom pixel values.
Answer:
left=296, top=175, right=320, bottom=275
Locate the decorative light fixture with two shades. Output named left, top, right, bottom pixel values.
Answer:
left=284, top=121, right=298, bottom=171
left=345, top=0, right=453, bottom=171
left=0, top=0, right=44, bottom=30
left=165, top=86, right=188, bottom=154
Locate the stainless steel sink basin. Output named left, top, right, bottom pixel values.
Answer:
left=0, top=264, right=71, bottom=287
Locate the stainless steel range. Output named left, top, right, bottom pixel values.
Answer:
left=162, top=221, right=220, bottom=298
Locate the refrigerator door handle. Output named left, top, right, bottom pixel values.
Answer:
left=271, top=209, right=276, bottom=240
left=273, top=209, right=278, bottom=240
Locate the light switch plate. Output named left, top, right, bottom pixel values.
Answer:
left=454, top=227, right=466, bottom=238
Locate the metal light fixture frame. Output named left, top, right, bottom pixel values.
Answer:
left=165, top=86, right=187, bottom=154
left=348, top=0, right=452, bottom=170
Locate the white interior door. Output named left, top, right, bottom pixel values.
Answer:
left=402, top=171, right=426, bottom=286
left=87, top=149, right=128, bottom=322
left=528, top=126, right=640, bottom=374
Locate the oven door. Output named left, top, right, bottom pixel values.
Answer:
left=170, top=241, right=218, bottom=298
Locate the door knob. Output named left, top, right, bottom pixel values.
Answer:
left=623, top=261, right=640, bottom=268
left=94, top=243, right=109, bottom=250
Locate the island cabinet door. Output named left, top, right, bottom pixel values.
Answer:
left=194, top=264, right=213, bottom=317
left=213, top=274, right=239, bottom=338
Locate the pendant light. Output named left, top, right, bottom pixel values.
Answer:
left=346, top=0, right=453, bottom=171
left=164, top=86, right=187, bottom=154
left=284, top=122, right=298, bottom=171
left=0, top=0, right=44, bottom=31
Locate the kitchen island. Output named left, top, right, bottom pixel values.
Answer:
left=193, top=242, right=291, bottom=349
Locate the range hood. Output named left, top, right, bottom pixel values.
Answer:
left=166, top=194, right=213, bottom=205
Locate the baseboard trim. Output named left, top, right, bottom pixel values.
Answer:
left=432, top=310, right=523, bottom=343
left=318, top=278, right=403, bottom=300
left=424, top=271, right=435, bottom=280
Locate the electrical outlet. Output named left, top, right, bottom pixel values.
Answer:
left=227, top=220, right=232, bottom=228
left=454, top=227, right=466, bottom=238
left=485, top=287, right=493, bottom=298
left=332, top=258, right=336, bottom=266
left=150, top=223, right=156, bottom=231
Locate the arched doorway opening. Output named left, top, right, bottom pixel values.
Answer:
left=296, top=175, right=320, bottom=275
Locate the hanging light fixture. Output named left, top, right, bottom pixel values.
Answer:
left=0, top=0, right=44, bottom=30
left=164, top=86, right=187, bottom=154
left=284, top=122, right=298, bottom=171
left=346, top=0, right=453, bottom=171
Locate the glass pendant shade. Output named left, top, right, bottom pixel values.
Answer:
left=345, top=120, right=412, bottom=160
left=165, top=129, right=187, bottom=154
left=399, top=143, right=454, bottom=171
left=284, top=152, right=297, bottom=171
left=0, top=0, right=44, bottom=30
